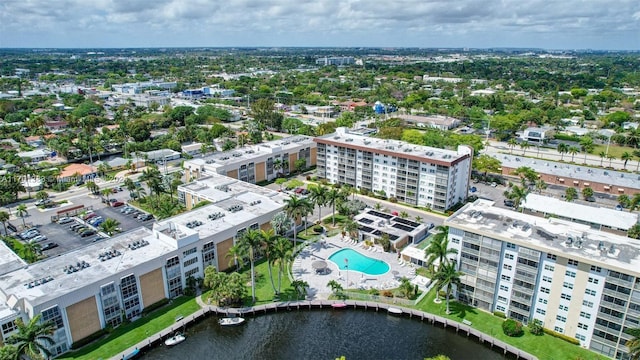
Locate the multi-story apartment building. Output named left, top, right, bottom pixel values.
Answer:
left=445, top=199, right=640, bottom=359
left=314, top=127, right=473, bottom=211
left=0, top=173, right=286, bottom=356
left=184, top=136, right=316, bottom=184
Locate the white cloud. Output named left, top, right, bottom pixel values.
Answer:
left=0, top=0, right=638, bottom=49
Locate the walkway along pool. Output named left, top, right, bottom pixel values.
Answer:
left=328, top=248, right=390, bottom=276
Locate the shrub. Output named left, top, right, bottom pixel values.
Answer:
left=493, top=311, right=506, bottom=319
left=381, top=290, right=393, bottom=298
left=306, top=175, right=311, bottom=180
left=312, top=225, right=323, bottom=233
left=368, top=288, right=380, bottom=296
left=528, top=319, right=543, bottom=335
left=502, top=319, right=524, bottom=337
left=141, top=298, right=170, bottom=316
left=542, top=328, right=581, bottom=345
left=71, top=328, right=109, bottom=349
left=388, top=197, right=398, bottom=203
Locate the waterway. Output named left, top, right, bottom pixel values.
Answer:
left=142, top=309, right=510, bottom=360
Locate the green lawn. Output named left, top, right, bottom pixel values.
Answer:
left=416, top=290, right=607, bottom=360
left=59, top=296, right=200, bottom=360
left=592, top=144, right=638, bottom=160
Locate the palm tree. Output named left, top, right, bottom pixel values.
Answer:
left=580, top=136, right=595, bottom=164
left=519, top=141, right=530, bottom=155
left=398, top=277, right=414, bottom=299
left=424, top=226, right=458, bottom=270
left=625, top=327, right=640, bottom=360
left=327, top=280, right=343, bottom=295
left=260, top=229, right=279, bottom=293
left=399, top=211, right=409, bottom=219
left=283, top=195, right=307, bottom=242
left=325, top=188, right=340, bottom=226
left=85, top=180, right=99, bottom=195
left=20, top=241, right=41, bottom=263
left=503, top=184, right=529, bottom=209
left=99, top=218, right=120, bottom=236
left=634, top=150, right=640, bottom=172
left=0, top=211, right=9, bottom=235
left=309, top=185, right=328, bottom=224
left=5, top=314, right=56, bottom=360
left=599, top=151, right=607, bottom=166
left=273, top=236, right=293, bottom=293
left=101, top=188, right=112, bottom=205
left=342, top=218, right=359, bottom=240
left=507, top=138, right=518, bottom=155
left=226, top=243, right=244, bottom=272
left=434, top=261, right=463, bottom=314
left=608, top=154, right=616, bottom=168
left=16, top=204, right=28, bottom=228
left=557, top=143, right=569, bottom=161
left=622, top=152, right=632, bottom=170
left=568, top=146, right=580, bottom=162
left=238, top=229, right=262, bottom=303
left=291, top=279, right=309, bottom=300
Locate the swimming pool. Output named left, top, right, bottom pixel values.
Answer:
left=328, top=248, right=390, bottom=276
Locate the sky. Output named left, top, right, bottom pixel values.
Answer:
left=1, top=0, right=639, bottom=50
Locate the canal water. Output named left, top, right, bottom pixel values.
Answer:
left=142, top=309, right=509, bottom=360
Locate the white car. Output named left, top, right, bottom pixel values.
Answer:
left=30, top=235, right=48, bottom=243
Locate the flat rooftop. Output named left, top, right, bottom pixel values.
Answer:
left=354, top=209, right=428, bottom=243
left=315, top=127, right=469, bottom=163
left=522, top=193, right=638, bottom=230
left=445, top=200, right=640, bottom=275
left=179, top=174, right=289, bottom=203
left=0, top=242, right=26, bottom=276
left=495, top=153, right=640, bottom=190
left=0, top=227, right=176, bottom=308
left=187, top=136, right=314, bottom=170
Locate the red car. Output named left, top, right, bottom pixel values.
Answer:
left=111, top=201, right=125, bottom=207
left=84, top=213, right=98, bottom=220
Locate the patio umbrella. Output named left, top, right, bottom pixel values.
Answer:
left=312, top=260, right=328, bottom=274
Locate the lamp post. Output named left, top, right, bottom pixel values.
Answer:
left=344, top=258, right=349, bottom=288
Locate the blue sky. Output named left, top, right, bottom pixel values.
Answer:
left=1, top=0, right=639, bottom=50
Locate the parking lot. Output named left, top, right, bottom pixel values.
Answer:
left=31, top=203, right=155, bottom=258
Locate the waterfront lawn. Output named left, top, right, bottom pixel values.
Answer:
left=59, top=296, right=200, bottom=360
left=242, top=259, right=295, bottom=306
left=416, top=290, right=607, bottom=360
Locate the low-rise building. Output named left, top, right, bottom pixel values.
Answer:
left=396, top=114, right=462, bottom=131
left=143, top=149, right=181, bottom=163
left=58, top=164, right=97, bottom=182
left=17, top=149, right=52, bottom=164
left=521, top=127, right=553, bottom=143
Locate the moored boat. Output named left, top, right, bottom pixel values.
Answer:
left=219, top=317, right=246, bottom=326
left=164, top=333, right=186, bottom=346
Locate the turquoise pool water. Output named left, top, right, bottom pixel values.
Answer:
left=328, top=248, right=390, bottom=276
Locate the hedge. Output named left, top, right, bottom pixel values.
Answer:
left=493, top=311, right=506, bottom=318
left=542, top=327, right=581, bottom=345
left=141, top=298, right=170, bottom=316
left=71, top=328, right=109, bottom=349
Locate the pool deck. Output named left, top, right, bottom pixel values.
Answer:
left=293, top=234, right=422, bottom=300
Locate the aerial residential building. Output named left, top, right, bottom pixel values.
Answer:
left=0, top=172, right=286, bottom=356
left=314, top=127, right=473, bottom=211
left=396, top=114, right=462, bottom=131
left=315, top=57, right=355, bottom=66
left=444, top=199, right=640, bottom=359
left=495, top=154, right=640, bottom=195
left=183, top=136, right=316, bottom=184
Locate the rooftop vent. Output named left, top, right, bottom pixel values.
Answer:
left=220, top=156, right=229, bottom=160
left=186, top=220, right=203, bottom=228
left=249, top=200, right=262, bottom=206
left=345, top=138, right=354, bottom=142
left=25, top=276, right=54, bottom=289
left=63, top=261, right=90, bottom=274
left=208, top=212, right=225, bottom=220
left=232, top=153, right=242, bottom=157
left=609, top=244, right=615, bottom=254
left=205, top=159, right=216, bottom=164
left=227, top=205, right=243, bottom=213
left=281, top=141, right=290, bottom=145
left=128, top=240, right=149, bottom=250
left=245, top=150, right=255, bottom=154
left=98, top=249, right=121, bottom=262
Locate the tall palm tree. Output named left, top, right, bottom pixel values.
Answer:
left=568, top=146, right=580, bottom=162
left=519, top=141, right=530, bottom=155
left=621, top=152, right=632, bottom=170
left=507, top=138, right=518, bottom=155
left=283, top=196, right=309, bottom=242
left=599, top=151, right=607, bottom=166
left=16, top=204, right=28, bottom=228
left=20, top=241, right=41, bottom=263
left=342, top=218, right=359, bottom=240
left=291, top=279, right=309, bottom=300
left=101, top=188, right=112, bottom=204
left=226, top=244, right=244, bottom=272
left=424, top=226, right=458, bottom=270
left=0, top=211, right=9, bottom=235
left=557, top=143, right=569, bottom=161
left=238, top=229, right=262, bottom=303
left=625, top=327, right=640, bottom=360
left=325, top=188, right=340, bottom=226
left=503, top=184, right=529, bottom=209
left=434, top=261, right=463, bottom=314
left=634, top=150, right=640, bottom=172
left=273, top=236, right=293, bottom=293
left=99, top=218, right=121, bottom=236
left=608, top=154, right=616, bottom=168
left=259, top=229, right=279, bottom=293
left=308, top=185, right=328, bottom=223
left=5, top=314, right=56, bottom=360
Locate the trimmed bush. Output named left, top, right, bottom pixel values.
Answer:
left=502, top=319, right=524, bottom=337
left=528, top=319, right=543, bottom=335
left=493, top=311, right=506, bottom=319
left=543, top=328, right=581, bottom=345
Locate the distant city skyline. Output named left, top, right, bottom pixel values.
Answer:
left=0, top=0, right=639, bottom=50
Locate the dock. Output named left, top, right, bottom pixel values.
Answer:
left=112, top=299, right=538, bottom=360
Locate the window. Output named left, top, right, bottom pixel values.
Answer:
left=538, top=298, right=548, bottom=305
left=540, top=287, right=550, bottom=294
left=583, top=300, right=594, bottom=308
left=591, top=265, right=602, bottom=272
left=536, top=308, right=546, bottom=315
left=501, top=275, right=511, bottom=281
left=556, top=315, right=567, bottom=322
left=588, top=277, right=599, bottom=284
left=565, top=270, right=576, bottom=278
left=41, top=306, right=64, bottom=329
left=563, top=282, right=574, bottom=290
left=506, top=242, right=516, bottom=249
left=578, top=323, right=589, bottom=330
left=580, top=311, right=591, bottom=319
left=1, top=320, right=17, bottom=335
left=500, top=285, right=509, bottom=291
left=546, top=254, right=557, bottom=260
left=543, top=276, right=552, bottom=283
left=451, top=238, right=460, bottom=244
left=496, top=305, right=506, bottom=311
left=184, top=257, right=198, bottom=267
left=554, top=326, right=564, bottom=333
left=561, top=293, right=572, bottom=301
left=576, top=334, right=586, bottom=341
left=498, top=296, right=507, bottom=302
left=185, top=267, right=199, bottom=278
left=568, top=259, right=579, bottom=266
left=559, top=305, right=569, bottom=311
left=544, top=264, right=555, bottom=271
left=503, top=264, right=512, bottom=270
left=183, top=247, right=197, bottom=256
left=505, top=253, right=514, bottom=260
left=585, top=289, right=597, bottom=296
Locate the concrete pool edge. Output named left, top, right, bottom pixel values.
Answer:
left=327, top=248, right=391, bottom=277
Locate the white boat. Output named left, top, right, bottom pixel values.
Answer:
left=387, top=307, right=403, bottom=315
left=219, top=317, right=246, bottom=326
left=164, top=333, right=186, bottom=346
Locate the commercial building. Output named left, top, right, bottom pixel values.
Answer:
left=445, top=199, right=640, bottom=359
left=0, top=172, right=286, bottom=356
left=183, top=136, right=316, bottom=184
left=315, top=57, right=355, bottom=66
left=314, top=128, right=473, bottom=211
left=496, top=154, right=640, bottom=195
left=396, top=114, right=462, bottom=131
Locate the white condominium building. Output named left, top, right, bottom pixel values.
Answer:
left=445, top=200, right=640, bottom=359
left=314, top=127, right=473, bottom=211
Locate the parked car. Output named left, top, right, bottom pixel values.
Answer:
left=74, top=226, right=89, bottom=233
left=30, top=235, right=48, bottom=243
left=84, top=213, right=98, bottom=220
left=70, top=223, right=85, bottom=231
left=615, top=204, right=623, bottom=211
left=120, top=206, right=133, bottom=213
left=7, top=223, right=17, bottom=233
left=503, top=199, right=515, bottom=207
left=41, top=242, right=58, bottom=251
left=469, top=186, right=477, bottom=193
left=91, top=218, right=105, bottom=227
left=35, top=199, right=52, bottom=206
left=88, top=217, right=103, bottom=225
left=427, top=223, right=435, bottom=230
left=138, top=214, right=154, bottom=221
left=585, top=196, right=596, bottom=202
left=111, top=201, right=125, bottom=207
left=22, top=231, right=41, bottom=240
left=80, top=230, right=96, bottom=237
left=57, top=217, right=74, bottom=224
